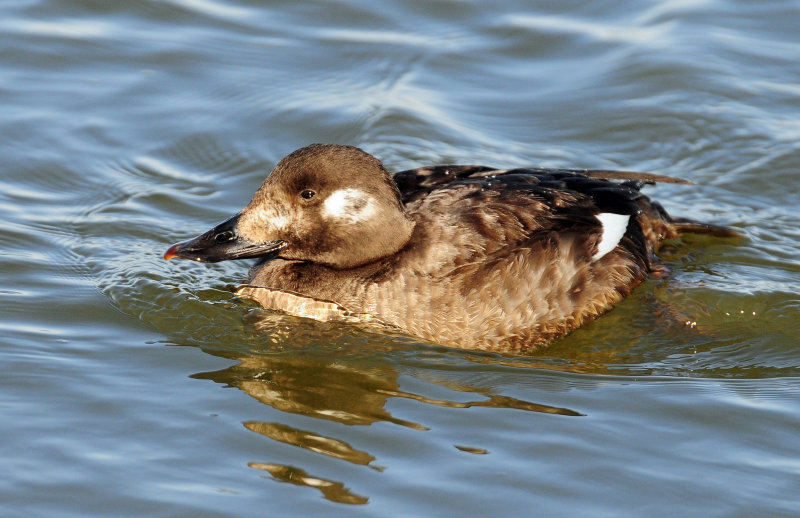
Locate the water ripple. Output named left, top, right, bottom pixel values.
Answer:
left=3, top=0, right=800, bottom=514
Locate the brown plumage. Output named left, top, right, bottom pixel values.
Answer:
left=165, top=144, right=736, bottom=354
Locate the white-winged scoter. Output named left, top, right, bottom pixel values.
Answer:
left=165, top=144, right=736, bottom=353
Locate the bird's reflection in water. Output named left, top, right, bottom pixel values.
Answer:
left=192, top=310, right=583, bottom=505
left=248, top=462, right=369, bottom=505
left=244, top=421, right=381, bottom=468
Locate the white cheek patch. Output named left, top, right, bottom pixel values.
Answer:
left=238, top=205, right=290, bottom=239
left=592, top=213, right=630, bottom=261
left=322, top=188, right=376, bottom=223
left=268, top=214, right=290, bottom=230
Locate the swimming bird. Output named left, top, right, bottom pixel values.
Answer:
left=165, top=144, right=734, bottom=353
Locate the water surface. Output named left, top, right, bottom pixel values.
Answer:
left=2, top=0, right=800, bottom=516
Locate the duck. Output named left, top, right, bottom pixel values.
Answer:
left=164, top=143, right=735, bottom=354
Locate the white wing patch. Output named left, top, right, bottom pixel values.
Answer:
left=323, top=188, right=376, bottom=223
left=593, top=213, right=630, bottom=261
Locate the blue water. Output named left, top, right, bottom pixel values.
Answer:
left=2, top=0, right=800, bottom=516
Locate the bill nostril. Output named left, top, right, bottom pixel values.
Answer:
left=214, top=231, right=235, bottom=243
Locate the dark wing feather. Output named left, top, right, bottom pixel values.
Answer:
left=393, top=165, right=686, bottom=217
left=392, top=165, right=495, bottom=204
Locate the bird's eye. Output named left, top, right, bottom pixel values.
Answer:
left=214, top=231, right=235, bottom=243
left=300, top=189, right=316, bottom=200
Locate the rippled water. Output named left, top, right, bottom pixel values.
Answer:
left=3, top=0, right=800, bottom=515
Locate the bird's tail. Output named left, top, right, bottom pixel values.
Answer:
left=635, top=199, right=742, bottom=262
left=668, top=217, right=742, bottom=238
